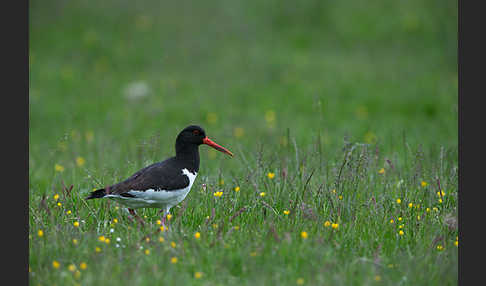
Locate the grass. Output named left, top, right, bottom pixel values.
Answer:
left=29, top=0, right=457, bottom=285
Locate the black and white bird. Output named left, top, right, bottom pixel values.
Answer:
left=85, top=125, right=233, bottom=225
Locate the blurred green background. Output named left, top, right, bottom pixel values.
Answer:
left=29, top=0, right=457, bottom=181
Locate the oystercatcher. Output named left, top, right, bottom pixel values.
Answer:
left=86, top=125, right=233, bottom=226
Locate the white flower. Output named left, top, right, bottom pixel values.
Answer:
left=116, top=237, right=121, bottom=242
left=123, top=81, right=150, bottom=100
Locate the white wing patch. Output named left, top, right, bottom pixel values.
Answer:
left=106, top=168, right=197, bottom=210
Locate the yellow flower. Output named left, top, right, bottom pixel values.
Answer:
left=54, top=164, right=65, bottom=172
left=421, top=181, right=428, bottom=187
left=283, top=210, right=290, bottom=215
left=399, top=224, right=404, bottom=229
left=167, top=214, right=173, bottom=221
left=437, top=190, right=446, bottom=197
left=68, top=264, right=76, bottom=272
left=296, top=278, right=305, bottom=285
left=53, top=194, right=59, bottom=201
left=145, top=249, right=150, bottom=255
left=66, top=210, right=71, bottom=215
left=259, top=192, right=266, bottom=197
left=324, top=221, right=331, bottom=227
left=37, top=230, right=44, bottom=237
left=398, top=217, right=402, bottom=221
left=399, top=230, right=404, bottom=236
left=76, top=156, right=86, bottom=167
left=233, top=127, right=244, bottom=138
left=438, top=199, right=443, bottom=204
left=52, top=260, right=60, bottom=269
left=331, top=189, right=336, bottom=194
left=156, top=220, right=162, bottom=225
left=212, top=223, right=218, bottom=229
left=338, top=195, right=343, bottom=200
left=213, top=191, right=223, bottom=197
left=95, top=247, right=101, bottom=253
left=57, top=202, right=62, bottom=207
left=206, top=112, right=218, bottom=124
left=396, top=198, right=401, bottom=204
left=437, top=245, right=444, bottom=251
left=105, top=238, right=110, bottom=244
left=170, top=257, right=178, bottom=264
left=85, top=131, right=94, bottom=143
left=433, top=207, right=439, bottom=212
left=113, top=218, right=118, bottom=224
left=426, top=208, right=431, bottom=213
left=73, top=221, right=79, bottom=227
left=331, top=223, right=339, bottom=229
left=171, top=241, right=176, bottom=248
left=72, top=239, right=78, bottom=245
left=374, top=275, right=382, bottom=282
left=234, top=225, right=240, bottom=230
left=194, top=272, right=203, bottom=279
left=417, top=215, right=421, bottom=220
left=455, top=240, right=458, bottom=247
left=267, top=172, right=275, bottom=179
left=408, top=203, right=413, bottom=208
left=234, top=186, right=240, bottom=192
left=378, top=168, right=385, bottom=174
left=159, top=236, right=165, bottom=243
left=301, top=231, right=308, bottom=239
left=98, top=235, right=106, bottom=242
left=265, top=110, right=276, bottom=124
left=194, top=232, right=201, bottom=239
left=389, top=219, right=394, bottom=224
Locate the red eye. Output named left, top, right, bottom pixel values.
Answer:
left=193, top=130, right=200, bottom=135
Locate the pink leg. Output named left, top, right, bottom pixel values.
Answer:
left=129, top=208, right=145, bottom=227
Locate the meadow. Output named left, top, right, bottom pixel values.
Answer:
left=29, top=0, right=458, bottom=285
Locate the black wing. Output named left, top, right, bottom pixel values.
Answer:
left=107, top=157, right=190, bottom=195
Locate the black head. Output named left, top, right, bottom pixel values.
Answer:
left=177, top=125, right=207, bottom=145
left=175, top=125, right=233, bottom=157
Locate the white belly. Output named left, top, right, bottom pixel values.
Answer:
left=106, top=168, right=197, bottom=211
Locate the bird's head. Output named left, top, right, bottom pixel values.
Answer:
left=176, top=125, right=233, bottom=157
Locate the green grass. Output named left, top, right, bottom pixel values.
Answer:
left=29, top=0, right=457, bottom=285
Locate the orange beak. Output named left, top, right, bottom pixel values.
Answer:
left=203, top=137, right=233, bottom=157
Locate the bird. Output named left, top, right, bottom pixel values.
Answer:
left=85, top=125, right=233, bottom=226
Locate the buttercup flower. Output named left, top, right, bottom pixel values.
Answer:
left=267, top=172, right=275, bottom=179
left=76, top=156, right=86, bottom=167
left=54, top=164, right=65, bottom=172
left=52, top=260, right=60, bottom=269
left=301, top=231, right=308, bottom=239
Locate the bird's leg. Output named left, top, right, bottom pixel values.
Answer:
left=128, top=208, right=145, bottom=227
left=157, top=208, right=170, bottom=229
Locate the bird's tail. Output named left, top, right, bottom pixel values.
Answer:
left=85, top=188, right=107, bottom=200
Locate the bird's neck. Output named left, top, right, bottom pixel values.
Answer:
left=175, top=144, right=200, bottom=173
